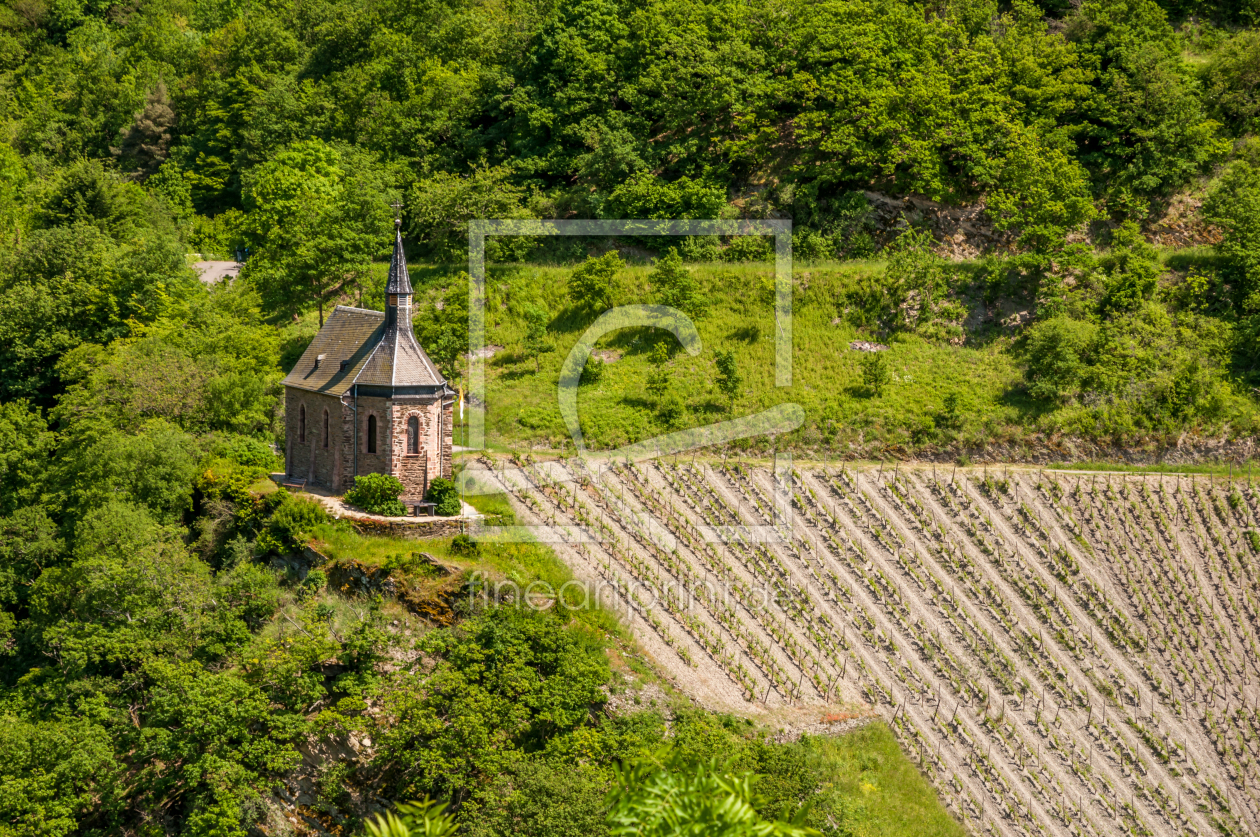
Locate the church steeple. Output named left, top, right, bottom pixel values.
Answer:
left=385, top=217, right=413, bottom=331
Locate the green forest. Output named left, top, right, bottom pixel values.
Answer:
left=6, top=0, right=1260, bottom=446
left=4, top=0, right=1260, bottom=833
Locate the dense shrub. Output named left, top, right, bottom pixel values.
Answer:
left=841, top=229, right=945, bottom=337
left=299, top=568, right=327, bottom=600
left=1023, top=303, right=1245, bottom=432
left=1200, top=30, right=1260, bottom=134
left=426, top=477, right=462, bottom=517
left=603, top=172, right=726, bottom=220
left=345, top=473, right=408, bottom=517
left=568, top=253, right=623, bottom=313
left=1024, top=317, right=1100, bottom=403
left=657, top=391, right=686, bottom=427
left=1099, top=223, right=1162, bottom=315
left=209, top=435, right=280, bottom=471
left=258, top=492, right=332, bottom=555
left=1205, top=159, right=1260, bottom=311
left=652, top=248, right=708, bottom=319
left=581, top=356, right=605, bottom=386
left=523, top=304, right=551, bottom=373
left=861, top=353, right=889, bottom=397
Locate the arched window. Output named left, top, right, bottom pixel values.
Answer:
left=299, top=405, right=306, bottom=443
left=322, top=409, right=329, bottom=449
left=367, top=415, right=377, bottom=454
left=407, top=415, right=419, bottom=454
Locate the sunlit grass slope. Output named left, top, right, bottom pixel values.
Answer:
left=443, top=259, right=1028, bottom=452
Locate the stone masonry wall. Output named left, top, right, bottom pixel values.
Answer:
left=284, top=388, right=345, bottom=490
left=346, top=514, right=466, bottom=540
left=441, top=397, right=453, bottom=482
left=390, top=396, right=444, bottom=505
left=335, top=398, right=353, bottom=492
left=348, top=396, right=391, bottom=491
left=287, top=389, right=453, bottom=501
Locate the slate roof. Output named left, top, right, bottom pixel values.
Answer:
left=283, top=305, right=447, bottom=395
left=385, top=221, right=412, bottom=295
left=283, top=306, right=381, bottom=395
left=283, top=223, right=445, bottom=395
left=354, top=309, right=445, bottom=389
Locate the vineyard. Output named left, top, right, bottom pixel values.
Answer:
left=474, top=456, right=1260, bottom=837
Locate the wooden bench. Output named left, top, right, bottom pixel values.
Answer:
left=412, top=502, right=437, bottom=517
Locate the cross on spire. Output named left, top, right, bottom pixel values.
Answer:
left=390, top=201, right=403, bottom=229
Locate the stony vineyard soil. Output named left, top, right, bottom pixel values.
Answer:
left=472, top=456, right=1260, bottom=837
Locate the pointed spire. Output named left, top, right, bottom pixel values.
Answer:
left=386, top=217, right=412, bottom=295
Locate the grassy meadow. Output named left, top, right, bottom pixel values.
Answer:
left=805, top=724, right=967, bottom=837
left=363, top=256, right=1037, bottom=454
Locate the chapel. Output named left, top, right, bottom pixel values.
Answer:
left=281, top=219, right=454, bottom=507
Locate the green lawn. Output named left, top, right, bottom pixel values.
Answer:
left=452, top=259, right=1032, bottom=453
left=806, top=723, right=967, bottom=837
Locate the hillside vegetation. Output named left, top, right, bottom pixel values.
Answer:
left=0, top=441, right=961, bottom=836
left=408, top=246, right=1258, bottom=455
left=7, top=0, right=1260, bottom=833
left=5, top=0, right=1260, bottom=448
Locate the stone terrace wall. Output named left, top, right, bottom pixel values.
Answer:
left=344, top=513, right=467, bottom=540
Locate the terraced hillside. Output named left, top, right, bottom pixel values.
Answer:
left=473, top=457, right=1260, bottom=837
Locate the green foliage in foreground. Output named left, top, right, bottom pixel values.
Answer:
left=607, top=752, right=819, bottom=837
left=425, top=477, right=462, bottom=517
left=347, top=472, right=409, bottom=517
left=439, top=718, right=964, bottom=837
left=365, top=799, right=459, bottom=837
left=368, top=603, right=956, bottom=837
